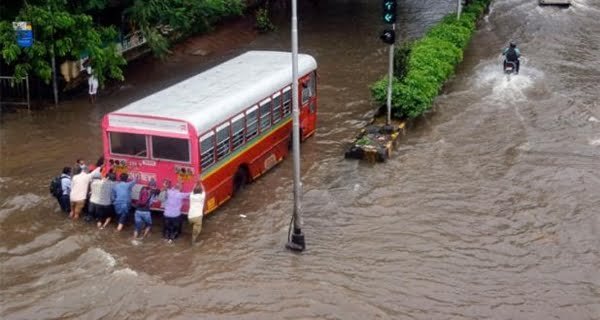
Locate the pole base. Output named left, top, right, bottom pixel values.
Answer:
left=286, top=229, right=305, bottom=252
left=380, top=124, right=395, bottom=134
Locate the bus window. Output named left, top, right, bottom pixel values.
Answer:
left=231, top=114, right=245, bottom=150
left=216, top=123, right=231, bottom=161
left=152, top=136, right=190, bottom=162
left=272, top=93, right=282, bottom=124
left=260, top=98, right=272, bottom=131
left=110, top=132, right=147, bottom=157
left=282, top=87, right=292, bottom=116
left=246, top=106, right=259, bottom=141
left=302, top=72, right=316, bottom=104
left=200, top=132, right=215, bottom=169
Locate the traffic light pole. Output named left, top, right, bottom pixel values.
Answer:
left=386, top=23, right=395, bottom=126
left=286, top=0, right=305, bottom=252
left=381, top=0, right=397, bottom=126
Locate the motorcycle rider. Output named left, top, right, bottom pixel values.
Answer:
left=502, top=41, right=521, bottom=74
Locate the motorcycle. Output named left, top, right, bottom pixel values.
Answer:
left=503, top=60, right=517, bottom=75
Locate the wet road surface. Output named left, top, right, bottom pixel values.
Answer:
left=1, top=0, right=599, bottom=319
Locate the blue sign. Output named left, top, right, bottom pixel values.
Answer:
left=13, top=22, right=33, bottom=48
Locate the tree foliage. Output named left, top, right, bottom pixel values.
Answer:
left=0, top=0, right=125, bottom=85
left=1, top=0, right=246, bottom=84
left=371, top=0, right=492, bottom=119
left=124, top=0, right=244, bottom=57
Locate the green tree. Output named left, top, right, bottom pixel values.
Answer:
left=124, top=0, right=244, bottom=57
left=0, top=0, right=125, bottom=86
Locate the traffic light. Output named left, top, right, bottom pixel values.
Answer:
left=382, top=0, right=397, bottom=24
left=380, top=29, right=395, bottom=45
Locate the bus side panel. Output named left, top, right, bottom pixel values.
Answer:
left=101, top=116, right=111, bottom=175
left=300, top=72, right=317, bottom=140
left=246, top=121, right=292, bottom=179
left=202, top=165, right=235, bottom=214
left=198, top=68, right=318, bottom=214
left=201, top=120, right=293, bottom=214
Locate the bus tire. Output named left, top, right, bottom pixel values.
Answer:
left=233, top=166, right=249, bottom=195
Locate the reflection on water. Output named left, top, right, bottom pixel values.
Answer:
left=1, top=0, right=600, bottom=319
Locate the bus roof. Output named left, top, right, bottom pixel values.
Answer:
left=112, top=50, right=317, bottom=134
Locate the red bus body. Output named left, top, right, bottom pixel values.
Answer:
left=101, top=51, right=318, bottom=214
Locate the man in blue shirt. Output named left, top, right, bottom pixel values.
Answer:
left=112, top=173, right=138, bottom=231
left=503, top=41, right=521, bottom=74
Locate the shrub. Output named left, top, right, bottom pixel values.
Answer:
left=255, top=7, right=275, bottom=33
left=393, top=41, right=413, bottom=80
left=126, top=0, right=245, bottom=57
left=370, top=0, right=492, bottom=119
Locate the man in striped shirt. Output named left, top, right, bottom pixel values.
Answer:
left=90, top=173, right=115, bottom=229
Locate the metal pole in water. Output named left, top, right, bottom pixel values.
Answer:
left=286, top=0, right=306, bottom=252
left=25, top=75, right=30, bottom=111
left=49, top=4, right=58, bottom=107
left=386, top=23, right=395, bottom=126
left=51, top=52, right=58, bottom=107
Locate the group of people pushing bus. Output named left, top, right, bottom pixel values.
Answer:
left=52, top=157, right=206, bottom=244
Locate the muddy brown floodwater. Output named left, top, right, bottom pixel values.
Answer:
left=1, top=0, right=599, bottom=319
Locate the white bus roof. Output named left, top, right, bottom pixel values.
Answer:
left=112, top=50, right=317, bottom=134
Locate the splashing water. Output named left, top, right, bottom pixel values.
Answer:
left=91, top=248, right=117, bottom=268
left=471, top=58, right=543, bottom=105
left=588, top=138, right=600, bottom=146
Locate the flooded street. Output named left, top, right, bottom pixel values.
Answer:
left=1, top=0, right=599, bottom=318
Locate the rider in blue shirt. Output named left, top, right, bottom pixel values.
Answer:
left=502, top=41, right=521, bottom=74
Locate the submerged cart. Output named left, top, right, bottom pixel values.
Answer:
left=345, top=121, right=405, bottom=163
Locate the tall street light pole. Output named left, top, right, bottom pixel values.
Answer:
left=286, top=0, right=306, bottom=252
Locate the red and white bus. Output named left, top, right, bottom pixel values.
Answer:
left=101, top=51, right=318, bottom=214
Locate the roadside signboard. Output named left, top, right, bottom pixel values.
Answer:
left=13, top=21, right=33, bottom=48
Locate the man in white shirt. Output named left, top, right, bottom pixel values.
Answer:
left=87, top=66, right=98, bottom=104
left=188, top=181, right=206, bottom=244
left=69, top=165, right=101, bottom=220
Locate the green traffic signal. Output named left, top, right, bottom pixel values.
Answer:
left=382, top=0, right=397, bottom=24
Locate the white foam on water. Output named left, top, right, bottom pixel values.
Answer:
left=113, top=268, right=138, bottom=277
left=588, top=116, right=599, bottom=123
left=571, top=0, right=600, bottom=14
left=91, top=247, right=117, bottom=267
left=1, top=193, right=44, bottom=210
left=0, top=193, right=45, bottom=222
left=472, top=59, right=542, bottom=105
left=517, top=142, right=531, bottom=152
left=588, top=138, right=600, bottom=146
left=484, top=2, right=495, bottom=24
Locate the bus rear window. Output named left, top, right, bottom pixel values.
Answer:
left=110, top=132, right=147, bottom=157
left=151, top=136, right=190, bottom=162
